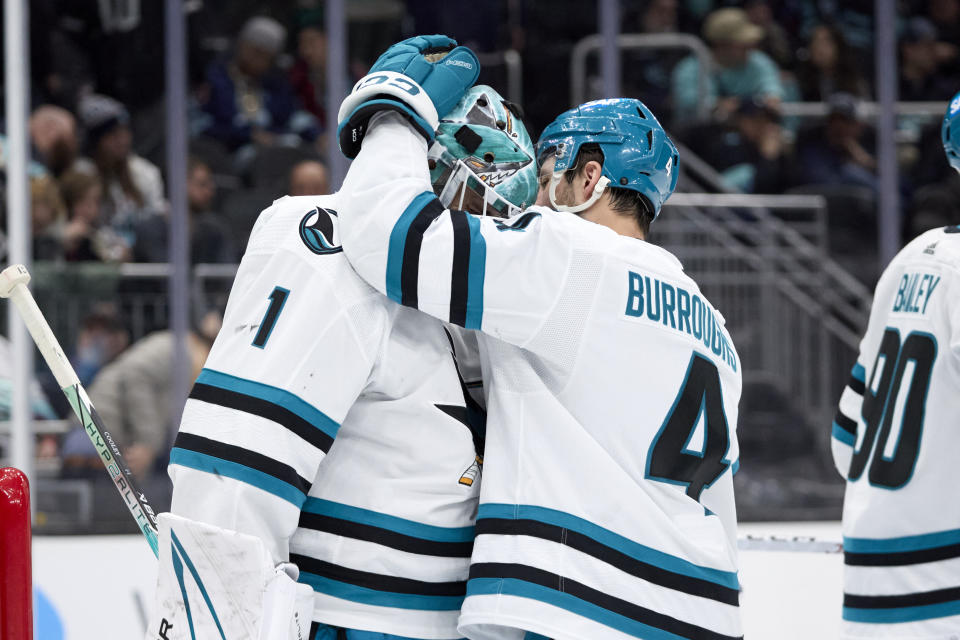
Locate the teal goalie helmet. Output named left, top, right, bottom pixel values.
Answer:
left=429, top=85, right=538, bottom=217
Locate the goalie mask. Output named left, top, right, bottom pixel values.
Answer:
left=429, top=85, right=538, bottom=218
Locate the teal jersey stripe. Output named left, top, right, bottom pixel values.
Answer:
left=851, top=362, right=866, bottom=383
left=832, top=422, right=857, bottom=446
left=844, top=528, right=960, bottom=553
left=386, top=191, right=437, bottom=304
left=464, top=213, right=486, bottom=330
left=302, top=498, right=475, bottom=543
left=195, top=368, right=339, bottom=440
left=170, top=530, right=227, bottom=640
left=170, top=448, right=306, bottom=507
left=731, top=459, right=741, bottom=476
left=477, top=503, right=739, bottom=590
left=843, top=600, right=960, bottom=624
left=298, top=572, right=465, bottom=611
left=467, top=577, right=696, bottom=640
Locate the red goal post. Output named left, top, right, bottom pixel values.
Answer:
left=0, top=467, right=32, bottom=640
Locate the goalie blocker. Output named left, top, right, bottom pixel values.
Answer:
left=146, top=514, right=314, bottom=640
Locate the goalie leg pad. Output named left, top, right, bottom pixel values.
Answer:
left=145, top=513, right=314, bottom=640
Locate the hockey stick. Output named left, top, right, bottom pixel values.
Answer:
left=737, top=534, right=842, bottom=553
left=0, top=264, right=160, bottom=556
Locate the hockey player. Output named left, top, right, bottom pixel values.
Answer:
left=831, top=90, right=960, bottom=639
left=145, top=39, right=539, bottom=640
left=337, top=37, right=743, bottom=640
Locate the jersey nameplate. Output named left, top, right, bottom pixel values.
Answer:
left=892, top=271, right=941, bottom=315
left=624, top=270, right=737, bottom=372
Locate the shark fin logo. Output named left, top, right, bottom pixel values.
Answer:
left=299, top=208, right=343, bottom=255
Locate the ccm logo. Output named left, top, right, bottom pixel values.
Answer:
left=445, top=59, right=473, bottom=70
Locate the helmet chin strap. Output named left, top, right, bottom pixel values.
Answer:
left=548, top=171, right=611, bottom=213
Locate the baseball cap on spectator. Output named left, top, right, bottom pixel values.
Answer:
left=238, top=16, right=287, bottom=55
left=827, top=92, right=861, bottom=121
left=901, top=16, right=938, bottom=43
left=737, top=97, right=782, bottom=122
left=703, top=8, right=764, bottom=45
left=78, top=94, right=129, bottom=153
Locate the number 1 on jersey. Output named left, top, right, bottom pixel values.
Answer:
left=646, top=353, right=731, bottom=501
left=252, top=287, right=290, bottom=349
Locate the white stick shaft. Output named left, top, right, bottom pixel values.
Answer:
left=738, top=535, right=843, bottom=554
left=7, top=283, right=79, bottom=388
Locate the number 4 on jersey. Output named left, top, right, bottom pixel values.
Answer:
left=646, top=353, right=731, bottom=501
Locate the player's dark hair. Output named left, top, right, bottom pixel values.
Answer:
left=563, top=143, right=654, bottom=235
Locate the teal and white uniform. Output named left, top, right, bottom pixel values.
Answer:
left=833, top=226, right=960, bottom=639
left=169, top=195, right=483, bottom=640
left=338, top=114, right=744, bottom=640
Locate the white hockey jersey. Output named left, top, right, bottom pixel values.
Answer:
left=169, top=195, right=485, bottom=639
left=338, top=114, right=743, bottom=640
left=832, top=226, right=960, bottom=639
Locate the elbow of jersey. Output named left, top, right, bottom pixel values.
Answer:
left=831, top=442, right=853, bottom=479
left=338, top=98, right=436, bottom=159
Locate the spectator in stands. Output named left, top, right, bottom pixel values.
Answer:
left=795, top=24, right=870, bottom=101
left=899, top=17, right=957, bottom=102
left=61, top=310, right=221, bottom=480
left=133, top=157, right=238, bottom=264
left=78, top=94, right=165, bottom=254
left=198, top=16, right=318, bottom=155
left=671, top=7, right=785, bottom=124
left=39, top=305, right=130, bottom=420
left=288, top=159, right=330, bottom=196
left=794, top=92, right=877, bottom=191
left=58, top=169, right=103, bottom=262
left=621, top=0, right=682, bottom=119
left=906, top=172, right=960, bottom=239
left=0, top=334, right=58, bottom=422
left=28, top=106, right=80, bottom=177
left=289, top=10, right=329, bottom=131
left=744, top=0, right=793, bottom=69
left=689, top=98, right=793, bottom=193
left=928, top=0, right=960, bottom=46
left=31, top=175, right=67, bottom=260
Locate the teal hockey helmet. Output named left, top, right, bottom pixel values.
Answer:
left=429, top=85, right=538, bottom=217
left=944, top=90, right=960, bottom=173
left=536, top=98, right=678, bottom=218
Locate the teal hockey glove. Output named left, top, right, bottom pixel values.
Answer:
left=337, top=35, right=480, bottom=159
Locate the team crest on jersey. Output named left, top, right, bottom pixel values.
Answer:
left=299, top=207, right=343, bottom=254
left=459, top=455, right=483, bottom=486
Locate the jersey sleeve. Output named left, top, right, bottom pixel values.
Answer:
left=338, top=113, right=580, bottom=352
left=831, top=265, right=901, bottom=477
left=169, top=245, right=383, bottom=563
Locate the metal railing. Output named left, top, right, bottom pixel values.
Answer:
left=779, top=101, right=949, bottom=119
left=3, top=262, right=241, bottom=353
left=658, top=195, right=871, bottom=437
left=570, top=32, right=712, bottom=117
left=570, top=30, right=949, bottom=127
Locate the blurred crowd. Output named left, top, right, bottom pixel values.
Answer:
left=4, top=0, right=960, bottom=511
left=5, top=1, right=959, bottom=270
